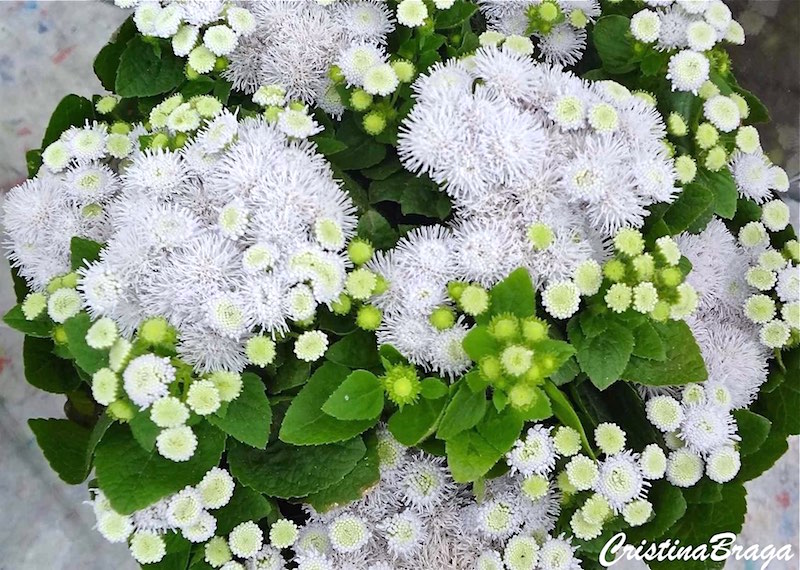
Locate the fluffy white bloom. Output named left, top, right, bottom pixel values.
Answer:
left=667, top=50, right=710, bottom=93
left=123, top=354, right=176, bottom=409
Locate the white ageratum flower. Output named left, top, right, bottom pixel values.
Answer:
left=646, top=396, right=684, bottom=432
left=122, top=354, right=176, bottom=409
left=363, top=63, right=399, bottom=96
left=156, top=425, right=198, bottom=462
left=666, top=448, right=704, bottom=487
left=667, top=50, right=710, bottom=93
left=227, top=7, right=256, bottom=35
left=686, top=20, right=717, bottom=52
left=204, top=24, right=238, bottom=56
left=541, top=280, right=581, bottom=319
left=277, top=107, right=322, bottom=139
left=379, top=511, right=426, bottom=557
left=397, top=0, right=428, bottom=27
left=639, top=444, right=667, bottom=479
left=92, top=368, right=120, bottom=406
left=704, top=95, right=741, bottom=132
left=47, top=288, right=82, bottom=323
left=86, top=317, right=118, bottom=349
left=507, top=426, right=557, bottom=476
left=229, top=521, right=264, bottom=558
left=186, top=379, right=222, bottom=416
left=197, top=467, right=235, bottom=509
left=172, top=25, right=199, bottom=57
left=328, top=514, right=371, bottom=553
left=166, top=488, right=204, bottom=528
left=130, top=531, right=166, bottom=564
left=630, top=10, right=661, bottom=43
left=150, top=396, right=190, bottom=428
left=294, top=330, right=329, bottom=362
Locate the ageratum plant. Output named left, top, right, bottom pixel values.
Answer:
left=3, top=1, right=797, bottom=569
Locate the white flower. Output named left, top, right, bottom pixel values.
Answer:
left=197, top=467, right=235, bottom=509
left=229, top=521, right=264, bottom=558
left=204, top=24, right=238, bottom=56
left=704, top=95, right=740, bottom=132
left=47, top=288, right=82, bottom=323
left=631, top=10, right=661, bottom=43
left=686, top=20, right=717, bottom=52
left=123, top=354, right=176, bottom=409
left=277, top=108, right=322, bottom=139
left=362, top=63, right=399, bottom=96
left=397, top=0, right=428, bottom=27
left=507, top=426, right=557, bottom=476
left=294, top=330, right=329, bottom=362
left=667, top=50, right=710, bottom=93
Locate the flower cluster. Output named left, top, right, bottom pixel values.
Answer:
left=646, top=383, right=742, bottom=485
left=399, top=46, right=677, bottom=238
left=677, top=218, right=779, bottom=408
left=90, top=467, right=235, bottom=563
left=628, top=0, right=743, bottom=93
left=121, top=0, right=256, bottom=74
left=224, top=0, right=394, bottom=114
left=277, top=427, right=580, bottom=570
left=478, top=0, right=601, bottom=66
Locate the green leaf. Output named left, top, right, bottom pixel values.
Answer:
left=681, top=477, right=723, bottom=504
left=571, top=320, right=634, bottom=390
left=387, top=395, right=448, bottom=446
left=26, top=148, right=43, bottom=177
left=622, top=320, right=707, bottom=386
left=420, top=377, right=448, bottom=400
left=129, top=409, right=160, bottom=451
left=357, top=209, right=398, bottom=250
left=436, top=382, right=488, bottom=440
left=662, top=183, right=715, bottom=235
left=214, top=486, right=272, bottom=536
left=307, top=433, right=380, bottom=511
left=94, top=41, right=129, bottom=93
left=462, top=326, right=500, bottom=361
left=94, top=422, right=226, bottom=514
left=208, top=373, right=272, bottom=448
left=325, top=330, right=381, bottom=369
left=322, top=370, right=384, bottom=421
left=313, top=136, right=348, bottom=156
left=593, top=15, right=637, bottom=74
left=41, top=94, right=94, bottom=148
left=483, top=267, right=536, bottom=320
left=632, top=321, right=667, bottom=361
left=28, top=418, right=92, bottom=484
left=435, top=0, right=478, bottom=29
left=735, top=428, right=789, bottom=482
left=23, top=337, right=82, bottom=394
left=733, top=410, right=772, bottom=456
left=695, top=168, right=738, bottom=220
left=115, top=37, right=184, bottom=98
left=63, top=312, right=109, bottom=374
left=180, top=76, right=216, bottom=98
left=753, top=374, right=800, bottom=436
left=331, top=117, right=387, bottom=170
left=227, top=437, right=366, bottom=498
left=626, top=480, right=687, bottom=542
left=649, top=484, right=746, bottom=570
left=518, top=387, right=552, bottom=421
left=542, top=381, right=594, bottom=458
left=446, top=407, right=523, bottom=483
left=70, top=236, right=103, bottom=270
left=280, top=362, right=376, bottom=445
left=268, top=352, right=310, bottom=394
left=3, top=304, right=52, bottom=337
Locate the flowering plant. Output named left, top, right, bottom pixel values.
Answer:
left=4, top=0, right=798, bottom=569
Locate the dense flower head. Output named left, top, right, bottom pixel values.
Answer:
left=224, top=0, right=394, bottom=108
left=35, top=116, right=358, bottom=374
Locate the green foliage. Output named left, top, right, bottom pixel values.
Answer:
left=592, top=16, right=637, bottom=74
left=115, top=36, right=184, bottom=98
left=322, top=370, right=384, bottom=421
left=207, top=373, right=272, bottom=448
left=569, top=318, right=634, bottom=390
left=70, top=237, right=104, bottom=271
left=387, top=395, right=448, bottom=446
left=94, top=423, right=226, bottom=514
left=227, top=437, right=366, bottom=499
left=23, top=337, right=82, bottom=394
left=3, top=304, right=52, bottom=338
left=214, top=486, right=273, bottom=535
left=306, top=433, right=380, bottom=512
left=325, top=330, right=382, bottom=369
left=445, top=407, right=523, bottom=483
left=63, top=312, right=109, bottom=374
left=42, top=94, right=95, bottom=148
left=622, top=321, right=707, bottom=386
left=279, top=362, right=377, bottom=445
left=28, top=418, right=92, bottom=484
left=436, top=382, right=487, bottom=440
